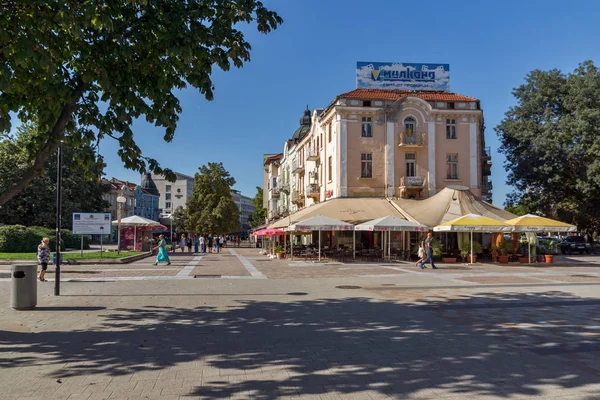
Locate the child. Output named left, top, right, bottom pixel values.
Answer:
left=415, top=237, right=425, bottom=267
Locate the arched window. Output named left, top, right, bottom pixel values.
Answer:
left=405, top=117, right=416, bottom=136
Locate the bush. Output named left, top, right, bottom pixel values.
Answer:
left=0, top=225, right=89, bottom=253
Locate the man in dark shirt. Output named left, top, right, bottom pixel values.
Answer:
left=418, top=232, right=438, bottom=269
left=207, top=235, right=213, bottom=253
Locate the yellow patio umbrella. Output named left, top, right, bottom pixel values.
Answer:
left=504, top=214, right=576, bottom=263
left=434, top=214, right=512, bottom=264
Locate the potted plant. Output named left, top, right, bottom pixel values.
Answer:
left=466, top=241, right=482, bottom=263
left=498, top=241, right=510, bottom=264
left=545, top=241, right=557, bottom=263
left=274, top=245, right=285, bottom=259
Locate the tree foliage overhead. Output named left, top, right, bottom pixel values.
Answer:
left=0, top=122, right=109, bottom=228
left=0, top=0, right=282, bottom=205
left=496, top=60, right=600, bottom=231
left=186, top=162, right=239, bottom=234
left=249, top=186, right=266, bottom=228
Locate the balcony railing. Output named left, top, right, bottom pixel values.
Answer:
left=306, top=146, right=320, bottom=161
left=291, top=190, right=304, bottom=205
left=278, top=204, right=289, bottom=216
left=400, top=176, right=425, bottom=188
left=398, top=131, right=427, bottom=147
left=482, top=146, right=491, bottom=161
left=270, top=186, right=280, bottom=197
left=306, top=183, right=320, bottom=198
left=292, top=160, right=304, bottom=173
left=279, top=182, right=290, bottom=194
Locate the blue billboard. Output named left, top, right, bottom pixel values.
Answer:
left=357, top=62, right=450, bottom=91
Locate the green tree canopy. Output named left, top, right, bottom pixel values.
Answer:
left=0, top=1, right=282, bottom=206
left=249, top=186, right=266, bottom=228
left=0, top=122, right=108, bottom=228
left=186, top=162, right=239, bottom=234
left=496, top=60, right=600, bottom=231
left=171, top=205, right=188, bottom=234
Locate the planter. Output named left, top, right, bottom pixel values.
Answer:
left=498, top=255, right=509, bottom=264
left=466, top=255, right=477, bottom=263
left=442, top=257, right=457, bottom=263
left=276, top=252, right=285, bottom=259
left=519, top=257, right=530, bottom=263
left=537, top=255, right=545, bottom=263
left=545, top=254, right=554, bottom=264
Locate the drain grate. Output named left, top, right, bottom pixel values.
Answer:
left=335, top=285, right=362, bottom=290
left=194, top=275, right=221, bottom=279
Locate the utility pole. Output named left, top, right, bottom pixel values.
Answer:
left=54, top=143, right=63, bottom=296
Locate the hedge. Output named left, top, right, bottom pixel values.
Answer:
left=0, top=225, right=90, bottom=253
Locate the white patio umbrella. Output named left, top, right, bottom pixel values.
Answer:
left=433, top=214, right=512, bottom=264
left=355, top=216, right=427, bottom=260
left=112, top=215, right=163, bottom=251
left=288, top=215, right=354, bottom=261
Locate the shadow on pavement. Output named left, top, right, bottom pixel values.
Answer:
left=1, top=291, right=599, bottom=399
left=30, top=306, right=107, bottom=312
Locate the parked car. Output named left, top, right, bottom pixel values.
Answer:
left=560, top=236, right=591, bottom=254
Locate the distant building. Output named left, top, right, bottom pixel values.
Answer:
left=102, top=178, right=136, bottom=222
left=151, top=172, right=195, bottom=215
left=134, top=173, right=160, bottom=221
left=231, top=190, right=255, bottom=232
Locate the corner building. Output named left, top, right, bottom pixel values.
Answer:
left=264, top=89, right=492, bottom=222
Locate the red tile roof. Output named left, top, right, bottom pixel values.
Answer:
left=339, top=88, right=478, bottom=102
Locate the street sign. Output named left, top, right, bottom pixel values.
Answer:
left=72, top=212, right=112, bottom=235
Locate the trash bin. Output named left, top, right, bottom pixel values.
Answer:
left=11, top=264, right=37, bottom=310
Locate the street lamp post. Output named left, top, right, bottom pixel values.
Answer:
left=116, top=191, right=127, bottom=254
left=54, top=142, right=63, bottom=296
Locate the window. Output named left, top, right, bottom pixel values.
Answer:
left=165, top=193, right=171, bottom=200
left=328, top=156, right=332, bottom=181
left=361, top=117, right=372, bottom=137
left=328, top=124, right=332, bottom=143
left=165, top=202, right=172, bottom=209
left=361, top=153, right=372, bottom=178
left=404, top=117, right=416, bottom=144
left=448, top=102, right=455, bottom=109
left=363, top=100, right=371, bottom=107
left=446, top=119, right=456, bottom=139
left=446, top=154, right=458, bottom=179
left=166, top=185, right=171, bottom=192
left=405, top=153, right=416, bottom=177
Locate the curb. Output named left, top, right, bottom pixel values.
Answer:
left=0, top=252, right=152, bottom=266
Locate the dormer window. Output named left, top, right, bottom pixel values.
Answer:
left=363, top=101, right=371, bottom=107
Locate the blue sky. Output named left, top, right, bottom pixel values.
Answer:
left=101, top=0, right=600, bottom=205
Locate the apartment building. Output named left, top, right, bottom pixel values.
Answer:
left=263, top=89, right=492, bottom=223
left=151, top=172, right=194, bottom=215
left=231, top=189, right=256, bottom=232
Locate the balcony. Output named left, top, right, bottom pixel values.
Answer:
left=399, top=176, right=426, bottom=199
left=398, top=131, right=427, bottom=147
left=306, top=146, right=320, bottom=161
left=270, top=186, right=280, bottom=197
left=482, top=161, right=492, bottom=177
left=280, top=182, right=290, bottom=194
left=279, top=204, right=289, bottom=217
left=482, top=146, right=492, bottom=162
left=291, top=189, right=304, bottom=205
left=292, top=160, right=305, bottom=174
left=306, top=183, right=320, bottom=199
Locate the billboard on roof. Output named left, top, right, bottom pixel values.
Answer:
left=357, top=62, right=450, bottom=91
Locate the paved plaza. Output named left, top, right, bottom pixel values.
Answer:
left=1, top=249, right=600, bottom=399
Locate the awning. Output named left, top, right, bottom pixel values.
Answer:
left=269, top=197, right=407, bottom=229
left=391, top=186, right=516, bottom=227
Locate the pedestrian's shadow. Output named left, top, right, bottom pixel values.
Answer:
left=1, top=291, right=599, bottom=399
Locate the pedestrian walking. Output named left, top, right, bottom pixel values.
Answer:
left=153, top=234, right=171, bottom=265
left=219, top=236, right=224, bottom=251
left=194, top=235, right=199, bottom=253
left=207, top=235, right=213, bottom=253
left=418, top=232, right=438, bottom=269
left=214, top=235, right=220, bottom=253
left=237, top=235, right=241, bottom=247
left=186, top=235, right=192, bottom=252
left=199, top=235, right=205, bottom=253
left=180, top=234, right=186, bottom=252
left=37, top=237, right=50, bottom=282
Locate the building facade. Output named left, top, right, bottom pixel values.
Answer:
left=102, top=178, right=136, bottom=222
left=134, top=173, right=160, bottom=221
left=264, top=89, right=493, bottom=222
left=151, top=172, right=195, bottom=215
left=231, top=190, right=255, bottom=232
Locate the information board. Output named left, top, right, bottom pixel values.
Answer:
left=357, top=62, right=450, bottom=91
left=72, top=212, right=112, bottom=235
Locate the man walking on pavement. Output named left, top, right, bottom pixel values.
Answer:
left=418, top=232, right=438, bottom=270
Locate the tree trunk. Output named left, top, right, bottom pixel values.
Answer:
left=0, top=80, right=86, bottom=207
